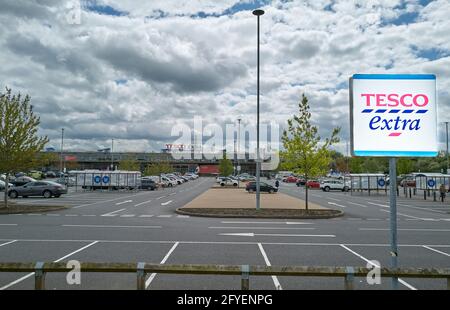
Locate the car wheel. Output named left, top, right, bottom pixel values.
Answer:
left=269, top=189, right=274, bottom=194
left=343, top=186, right=349, bottom=192
left=233, top=183, right=237, bottom=187
left=220, top=183, right=225, bottom=186
left=8, top=191, right=18, bottom=199
left=168, top=183, right=173, bottom=187
left=324, top=186, right=330, bottom=192
left=248, top=188, right=253, bottom=193
left=43, top=190, right=52, bottom=198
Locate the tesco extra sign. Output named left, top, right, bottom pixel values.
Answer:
left=350, top=74, right=437, bottom=157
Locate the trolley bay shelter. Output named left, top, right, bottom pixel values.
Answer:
left=347, top=173, right=388, bottom=195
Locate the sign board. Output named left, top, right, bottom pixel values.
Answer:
left=427, top=179, right=435, bottom=187
left=350, top=74, right=437, bottom=157
left=378, top=179, right=385, bottom=187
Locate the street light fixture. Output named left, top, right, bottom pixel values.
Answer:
left=253, top=9, right=264, bottom=210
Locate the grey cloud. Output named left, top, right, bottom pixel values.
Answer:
left=93, top=40, right=248, bottom=93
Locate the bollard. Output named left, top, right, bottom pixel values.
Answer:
left=241, top=265, right=250, bottom=290
left=433, top=191, right=437, bottom=202
left=344, top=266, right=354, bottom=290
left=34, top=262, right=46, bottom=290
left=409, top=187, right=412, bottom=199
left=424, top=190, right=426, bottom=200
left=136, top=262, right=146, bottom=290
left=397, top=187, right=399, bottom=197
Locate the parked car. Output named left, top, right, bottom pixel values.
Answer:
left=45, top=171, right=57, bottom=178
left=11, top=176, right=36, bottom=187
left=245, top=181, right=278, bottom=193
left=28, top=170, right=43, bottom=180
left=8, top=181, right=68, bottom=198
left=216, top=176, right=229, bottom=183
left=0, top=180, right=13, bottom=191
left=306, top=180, right=320, bottom=189
left=140, top=179, right=157, bottom=191
left=320, top=179, right=350, bottom=192
left=219, top=177, right=238, bottom=187
left=296, top=178, right=307, bottom=186
left=400, top=177, right=416, bottom=187
left=161, top=176, right=177, bottom=187
left=283, top=176, right=298, bottom=183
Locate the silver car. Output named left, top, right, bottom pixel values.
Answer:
left=8, top=181, right=68, bottom=199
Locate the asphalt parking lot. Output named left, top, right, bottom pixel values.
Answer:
left=0, top=177, right=449, bottom=290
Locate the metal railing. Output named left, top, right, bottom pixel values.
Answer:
left=1, top=262, right=449, bottom=290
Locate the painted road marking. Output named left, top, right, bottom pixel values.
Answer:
left=339, top=244, right=416, bottom=290
left=219, top=233, right=335, bottom=237
left=82, top=215, right=96, bottom=217
left=328, top=197, right=341, bottom=202
left=169, top=192, right=177, bottom=196
left=156, top=196, right=166, bottom=200
left=101, top=208, right=126, bottom=217
left=134, top=200, right=152, bottom=207
left=146, top=242, right=180, bottom=289
left=359, top=228, right=450, bottom=232
left=327, top=202, right=347, bottom=208
left=157, top=215, right=172, bottom=218
left=62, top=225, right=161, bottom=229
left=161, top=200, right=173, bottom=206
left=367, top=202, right=389, bottom=208
left=422, top=246, right=450, bottom=257
left=0, top=224, right=18, bottom=226
left=46, top=214, right=60, bottom=216
left=73, top=192, right=147, bottom=209
left=139, top=215, right=154, bottom=218
left=221, top=221, right=312, bottom=225
left=210, top=226, right=315, bottom=230
left=0, top=240, right=17, bottom=247
left=120, top=214, right=135, bottom=218
left=116, top=200, right=133, bottom=206
left=65, top=214, right=78, bottom=217
left=0, top=241, right=98, bottom=290
left=347, top=202, right=368, bottom=208
left=380, top=209, right=435, bottom=221
left=258, top=243, right=282, bottom=290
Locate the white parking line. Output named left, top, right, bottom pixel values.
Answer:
left=156, top=196, right=166, bottom=200
left=328, top=197, right=341, bottom=202
left=327, top=202, right=347, bottom=208
left=347, top=202, right=368, bottom=208
left=65, top=214, right=78, bottom=217
left=176, top=215, right=190, bottom=218
left=134, top=200, right=152, bottom=207
left=367, top=202, right=389, bottom=208
left=46, top=214, right=60, bottom=217
left=116, top=200, right=133, bottom=206
left=73, top=192, right=147, bottom=209
left=339, top=244, right=417, bottom=290
left=161, top=200, right=173, bottom=206
left=221, top=221, right=312, bottom=225
left=120, top=214, right=135, bottom=218
left=82, top=215, right=96, bottom=217
left=146, top=242, right=180, bottom=289
left=101, top=208, right=126, bottom=217
left=157, top=215, right=172, bottom=218
left=210, top=226, right=315, bottom=230
left=360, top=228, right=450, bottom=232
left=139, top=215, right=154, bottom=218
left=62, top=225, right=161, bottom=229
left=0, top=241, right=98, bottom=290
left=422, top=246, right=450, bottom=257
left=0, top=240, right=17, bottom=247
left=0, top=224, right=18, bottom=226
left=379, top=209, right=434, bottom=221
left=258, top=243, right=282, bottom=290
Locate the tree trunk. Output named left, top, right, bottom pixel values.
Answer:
left=305, top=174, right=309, bottom=211
left=4, top=173, right=9, bottom=208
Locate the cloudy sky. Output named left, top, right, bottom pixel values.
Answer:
left=0, top=0, right=449, bottom=154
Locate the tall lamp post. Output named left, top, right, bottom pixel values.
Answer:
left=60, top=128, right=64, bottom=173
left=253, top=9, right=264, bottom=210
left=445, top=121, right=449, bottom=175
left=111, top=138, right=114, bottom=171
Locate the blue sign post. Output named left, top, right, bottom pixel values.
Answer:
left=427, top=179, right=435, bottom=188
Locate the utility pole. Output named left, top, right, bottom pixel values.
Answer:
left=60, top=128, right=64, bottom=173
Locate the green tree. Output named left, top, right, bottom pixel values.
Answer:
left=219, top=153, right=234, bottom=176
left=397, top=158, right=414, bottom=175
left=0, top=88, right=49, bottom=208
left=144, top=161, right=172, bottom=176
left=281, top=94, right=340, bottom=210
left=119, top=156, right=140, bottom=171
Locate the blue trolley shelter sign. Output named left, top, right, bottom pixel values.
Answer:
left=350, top=74, right=437, bottom=157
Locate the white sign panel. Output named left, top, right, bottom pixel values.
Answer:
left=350, top=74, right=437, bottom=157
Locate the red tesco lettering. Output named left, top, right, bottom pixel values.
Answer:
left=361, top=93, right=429, bottom=107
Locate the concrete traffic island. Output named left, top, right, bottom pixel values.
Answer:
left=176, top=188, right=344, bottom=219
left=0, top=201, right=69, bottom=214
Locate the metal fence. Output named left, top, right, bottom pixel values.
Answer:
left=0, top=262, right=449, bottom=290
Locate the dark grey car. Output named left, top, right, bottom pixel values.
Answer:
left=8, top=181, right=68, bottom=199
